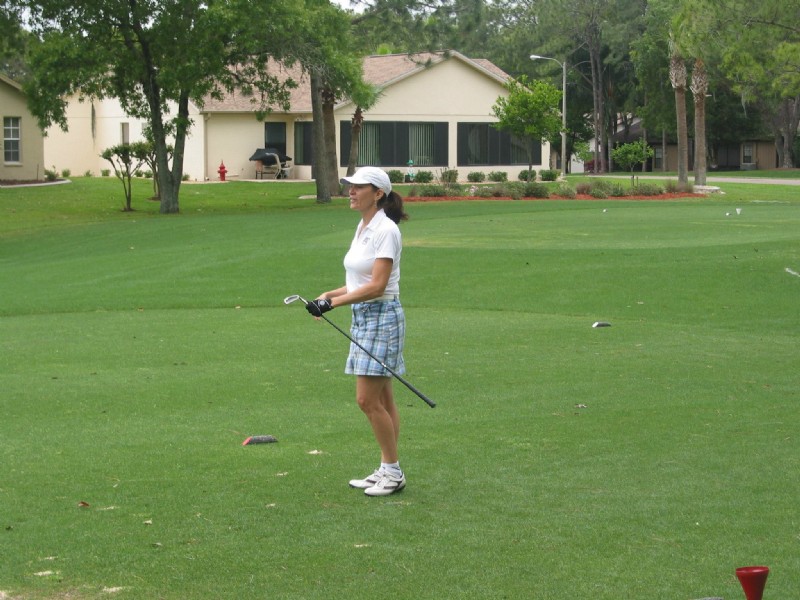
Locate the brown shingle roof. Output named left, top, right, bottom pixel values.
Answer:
left=199, top=51, right=509, bottom=114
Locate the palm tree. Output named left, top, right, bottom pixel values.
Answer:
left=691, top=58, right=708, bottom=185
left=669, top=42, right=690, bottom=187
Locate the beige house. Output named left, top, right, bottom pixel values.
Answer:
left=202, top=51, right=544, bottom=182
left=1, top=74, right=46, bottom=182
left=46, top=51, right=545, bottom=182
left=44, top=95, right=206, bottom=180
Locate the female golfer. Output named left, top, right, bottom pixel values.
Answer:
left=306, top=166, right=408, bottom=497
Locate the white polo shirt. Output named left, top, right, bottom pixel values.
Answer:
left=343, top=209, right=401, bottom=295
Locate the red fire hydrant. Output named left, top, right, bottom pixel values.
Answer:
left=217, top=161, right=227, bottom=182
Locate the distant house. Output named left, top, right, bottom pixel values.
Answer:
left=1, top=74, right=46, bottom=182
left=45, top=51, right=547, bottom=182
left=576, top=116, right=779, bottom=173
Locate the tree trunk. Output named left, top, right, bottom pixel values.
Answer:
left=346, top=107, right=364, bottom=176
left=310, top=69, right=331, bottom=203
left=691, top=59, right=708, bottom=185
left=670, top=53, right=689, bottom=187
left=151, top=116, right=180, bottom=214
left=322, top=86, right=340, bottom=193
left=140, top=60, right=181, bottom=214
left=774, top=131, right=785, bottom=168
left=775, top=96, right=800, bottom=168
left=159, top=91, right=190, bottom=214
left=589, top=39, right=605, bottom=173
left=641, top=126, right=648, bottom=172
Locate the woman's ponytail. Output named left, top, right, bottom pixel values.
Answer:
left=378, top=190, right=409, bottom=224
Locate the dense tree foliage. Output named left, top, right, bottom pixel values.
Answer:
left=18, top=0, right=365, bottom=212
left=492, top=76, right=563, bottom=178
left=8, top=0, right=800, bottom=211
left=358, top=0, right=800, bottom=170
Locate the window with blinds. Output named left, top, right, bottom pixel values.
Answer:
left=409, top=123, right=435, bottom=166
left=358, top=122, right=381, bottom=166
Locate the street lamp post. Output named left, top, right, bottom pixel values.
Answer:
left=530, top=54, right=567, bottom=174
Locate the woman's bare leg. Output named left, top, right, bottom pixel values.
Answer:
left=356, top=375, right=400, bottom=464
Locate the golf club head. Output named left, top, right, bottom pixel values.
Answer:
left=283, top=294, right=307, bottom=305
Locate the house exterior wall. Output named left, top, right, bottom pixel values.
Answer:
left=349, top=57, right=544, bottom=181
left=45, top=98, right=101, bottom=176
left=203, top=113, right=295, bottom=180
left=202, top=56, right=548, bottom=182
left=1, top=77, right=46, bottom=181
left=45, top=97, right=206, bottom=181
left=748, top=141, right=777, bottom=169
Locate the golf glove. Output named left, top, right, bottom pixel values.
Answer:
left=306, top=298, right=334, bottom=317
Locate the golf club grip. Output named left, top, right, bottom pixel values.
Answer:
left=394, top=374, right=437, bottom=408
left=321, top=315, right=436, bottom=409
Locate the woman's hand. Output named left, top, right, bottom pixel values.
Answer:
left=306, top=298, right=334, bottom=317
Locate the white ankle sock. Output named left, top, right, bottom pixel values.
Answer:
left=381, top=462, right=402, bottom=477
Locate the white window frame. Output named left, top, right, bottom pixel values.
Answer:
left=4, top=116, right=21, bottom=163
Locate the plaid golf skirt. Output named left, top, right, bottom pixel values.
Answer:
left=345, top=300, right=406, bottom=377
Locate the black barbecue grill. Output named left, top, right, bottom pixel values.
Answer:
left=249, top=148, right=292, bottom=179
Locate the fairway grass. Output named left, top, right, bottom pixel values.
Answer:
left=1, top=179, right=799, bottom=599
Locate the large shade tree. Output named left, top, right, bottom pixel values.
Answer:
left=20, top=0, right=351, bottom=213
left=492, top=76, right=563, bottom=179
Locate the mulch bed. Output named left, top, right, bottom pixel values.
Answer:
left=405, top=193, right=706, bottom=202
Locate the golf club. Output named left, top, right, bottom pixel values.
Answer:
left=283, top=294, right=436, bottom=408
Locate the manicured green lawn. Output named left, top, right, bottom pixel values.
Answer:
left=1, top=178, right=798, bottom=599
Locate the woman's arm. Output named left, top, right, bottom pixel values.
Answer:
left=319, top=286, right=348, bottom=301
left=328, top=258, right=392, bottom=308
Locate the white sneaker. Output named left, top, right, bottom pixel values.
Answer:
left=348, top=469, right=383, bottom=489
left=364, top=471, right=406, bottom=497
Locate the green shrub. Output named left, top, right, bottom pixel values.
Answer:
left=387, top=169, right=405, bottom=184
left=414, top=170, right=434, bottom=183
left=61, top=169, right=71, bottom=178
left=488, top=171, right=508, bottom=182
left=576, top=182, right=592, bottom=195
left=472, top=183, right=521, bottom=198
left=417, top=184, right=448, bottom=197
left=540, top=169, right=560, bottom=181
left=467, top=171, right=486, bottom=182
left=632, top=182, right=665, bottom=196
left=590, top=179, right=614, bottom=195
left=447, top=183, right=465, bottom=196
left=590, top=187, right=609, bottom=199
left=665, top=180, right=693, bottom=194
left=610, top=182, right=628, bottom=197
left=523, top=182, right=550, bottom=198
left=44, top=169, right=58, bottom=182
left=439, top=168, right=458, bottom=183
left=507, top=183, right=522, bottom=199
left=473, top=185, right=496, bottom=198
left=555, top=182, right=577, bottom=199
left=101, top=169, right=110, bottom=177
left=518, top=169, right=536, bottom=181
left=83, top=170, right=93, bottom=178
